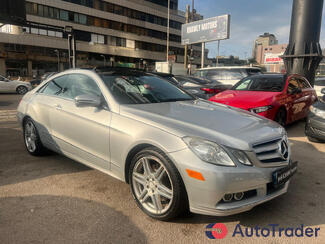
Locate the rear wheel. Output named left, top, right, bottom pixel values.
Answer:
left=129, top=147, right=188, bottom=220
left=23, top=118, right=48, bottom=156
left=16, top=86, right=28, bottom=95
left=275, top=108, right=287, bottom=127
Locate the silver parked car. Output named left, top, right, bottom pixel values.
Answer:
left=0, top=75, right=32, bottom=94
left=17, top=69, right=297, bottom=220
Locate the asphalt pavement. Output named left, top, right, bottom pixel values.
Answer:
left=0, top=94, right=324, bottom=244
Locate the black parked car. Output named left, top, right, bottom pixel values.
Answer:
left=305, top=88, right=325, bottom=143
left=95, top=67, right=230, bottom=99
left=148, top=72, right=230, bottom=99
left=30, top=72, right=58, bottom=87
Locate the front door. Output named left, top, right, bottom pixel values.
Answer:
left=0, top=77, right=12, bottom=92
left=47, top=73, right=111, bottom=170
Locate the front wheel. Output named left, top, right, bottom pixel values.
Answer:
left=307, top=136, right=324, bottom=143
left=16, top=86, right=28, bottom=95
left=129, top=147, right=188, bottom=220
left=274, top=108, right=287, bottom=127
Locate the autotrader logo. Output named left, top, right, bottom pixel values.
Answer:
left=205, top=223, right=228, bottom=239
left=205, top=223, right=320, bottom=239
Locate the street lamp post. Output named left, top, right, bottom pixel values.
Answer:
left=54, top=49, right=60, bottom=72
left=166, top=0, right=170, bottom=62
left=100, top=55, right=106, bottom=66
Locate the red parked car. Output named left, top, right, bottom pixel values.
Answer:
left=209, top=74, right=318, bottom=126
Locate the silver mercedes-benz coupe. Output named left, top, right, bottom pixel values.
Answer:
left=17, top=68, right=297, bottom=220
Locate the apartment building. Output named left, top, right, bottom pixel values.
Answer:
left=0, top=0, right=204, bottom=77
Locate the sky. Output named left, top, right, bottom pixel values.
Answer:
left=178, top=0, right=325, bottom=59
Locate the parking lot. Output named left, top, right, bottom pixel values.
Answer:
left=0, top=94, right=324, bottom=244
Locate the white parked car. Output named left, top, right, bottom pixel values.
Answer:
left=0, top=75, right=32, bottom=94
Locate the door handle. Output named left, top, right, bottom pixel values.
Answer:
left=54, top=104, right=62, bottom=110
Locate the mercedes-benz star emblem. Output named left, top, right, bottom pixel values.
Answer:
left=279, top=140, right=289, bottom=160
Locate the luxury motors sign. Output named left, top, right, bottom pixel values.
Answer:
left=181, top=15, right=230, bottom=45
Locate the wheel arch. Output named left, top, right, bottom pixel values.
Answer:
left=276, top=105, right=288, bottom=123
left=124, top=143, right=156, bottom=184
left=16, top=85, right=28, bottom=92
left=22, top=115, right=32, bottom=127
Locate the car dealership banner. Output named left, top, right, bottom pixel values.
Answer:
left=181, top=15, right=230, bottom=45
left=264, top=53, right=284, bottom=64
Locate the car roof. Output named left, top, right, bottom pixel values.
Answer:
left=248, top=73, right=286, bottom=79
left=197, top=66, right=262, bottom=71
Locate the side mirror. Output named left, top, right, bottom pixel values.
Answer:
left=74, top=94, right=101, bottom=107
left=321, top=88, right=325, bottom=95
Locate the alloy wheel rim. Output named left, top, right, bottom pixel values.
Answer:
left=18, top=87, right=27, bottom=94
left=132, top=156, right=173, bottom=215
left=24, top=122, right=37, bottom=152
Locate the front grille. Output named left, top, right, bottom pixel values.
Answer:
left=252, top=137, right=289, bottom=163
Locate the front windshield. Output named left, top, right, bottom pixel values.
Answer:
left=232, top=76, right=286, bottom=92
left=101, top=74, right=195, bottom=104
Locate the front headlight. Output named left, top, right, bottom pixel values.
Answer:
left=310, top=106, right=325, bottom=118
left=249, top=106, right=273, bottom=114
left=231, top=150, right=252, bottom=166
left=183, top=137, right=235, bottom=167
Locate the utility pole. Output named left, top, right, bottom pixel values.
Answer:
left=282, top=0, right=324, bottom=86
left=216, top=40, right=220, bottom=65
left=184, top=5, right=190, bottom=71
left=166, top=0, right=170, bottom=62
left=65, top=26, right=76, bottom=69
left=189, top=0, right=195, bottom=75
left=54, top=49, right=60, bottom=72
left=101, top=55, right=106, bottom=66
left=201, top=43, right=205, bottom=68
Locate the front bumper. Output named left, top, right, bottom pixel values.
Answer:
left=169, top=148, right=291, bottom=216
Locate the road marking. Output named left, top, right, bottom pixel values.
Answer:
left=0, top=109, right=17, bottom=122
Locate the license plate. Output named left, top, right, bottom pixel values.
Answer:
left=272, top=161, right=298, bottom=187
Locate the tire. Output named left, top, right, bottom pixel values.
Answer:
left=16, top=86, right=28, bottom=95
left=129, top=147, right=188, bottom=221
left=274, top=108, right=287, bottom=127
left=307, top=136, right=324, bottom=143
left=23, top=118, right=48, bottom=156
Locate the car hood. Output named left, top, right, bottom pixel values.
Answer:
left=210, top=90, right=281, bottom=110
left=120, top=100, right=285, bottom=151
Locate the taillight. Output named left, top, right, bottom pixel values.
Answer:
left=200, top=88, right=220, bottom=94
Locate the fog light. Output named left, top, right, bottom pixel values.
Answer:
left=223, top=194, right=233, bottom=202
left=234, top=192, right=244, bottom=201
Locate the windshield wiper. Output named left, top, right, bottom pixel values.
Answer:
left=161, top=98, right=195, bottom=102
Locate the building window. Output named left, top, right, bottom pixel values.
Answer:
left=116, top=37, right=126, bottom=47
left=43, top=6, right=49, bottom=17
left=26, top=3, right=182, bottom=44
left=0, top=25, right=12, bottom=33
left=91, top=33, right=105, bottom=44
left=60, top=10, right=69, bottom=21
left=79, top=14, right=87, bottom=25
left=38, top=5, right=44, bottom=16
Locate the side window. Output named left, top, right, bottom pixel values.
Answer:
left=298, top=78, right=311, bottom=89
left=287, top=78, right=299, bottom=94
left=236, top=78, right=252, bottom=90
left=41, top=75, right=68, bottom=96
left=229, top=69, right=246, bottom=80
left=207, top=70, right=222, bottom=80
left=61, top=74, right=102, bottom=99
